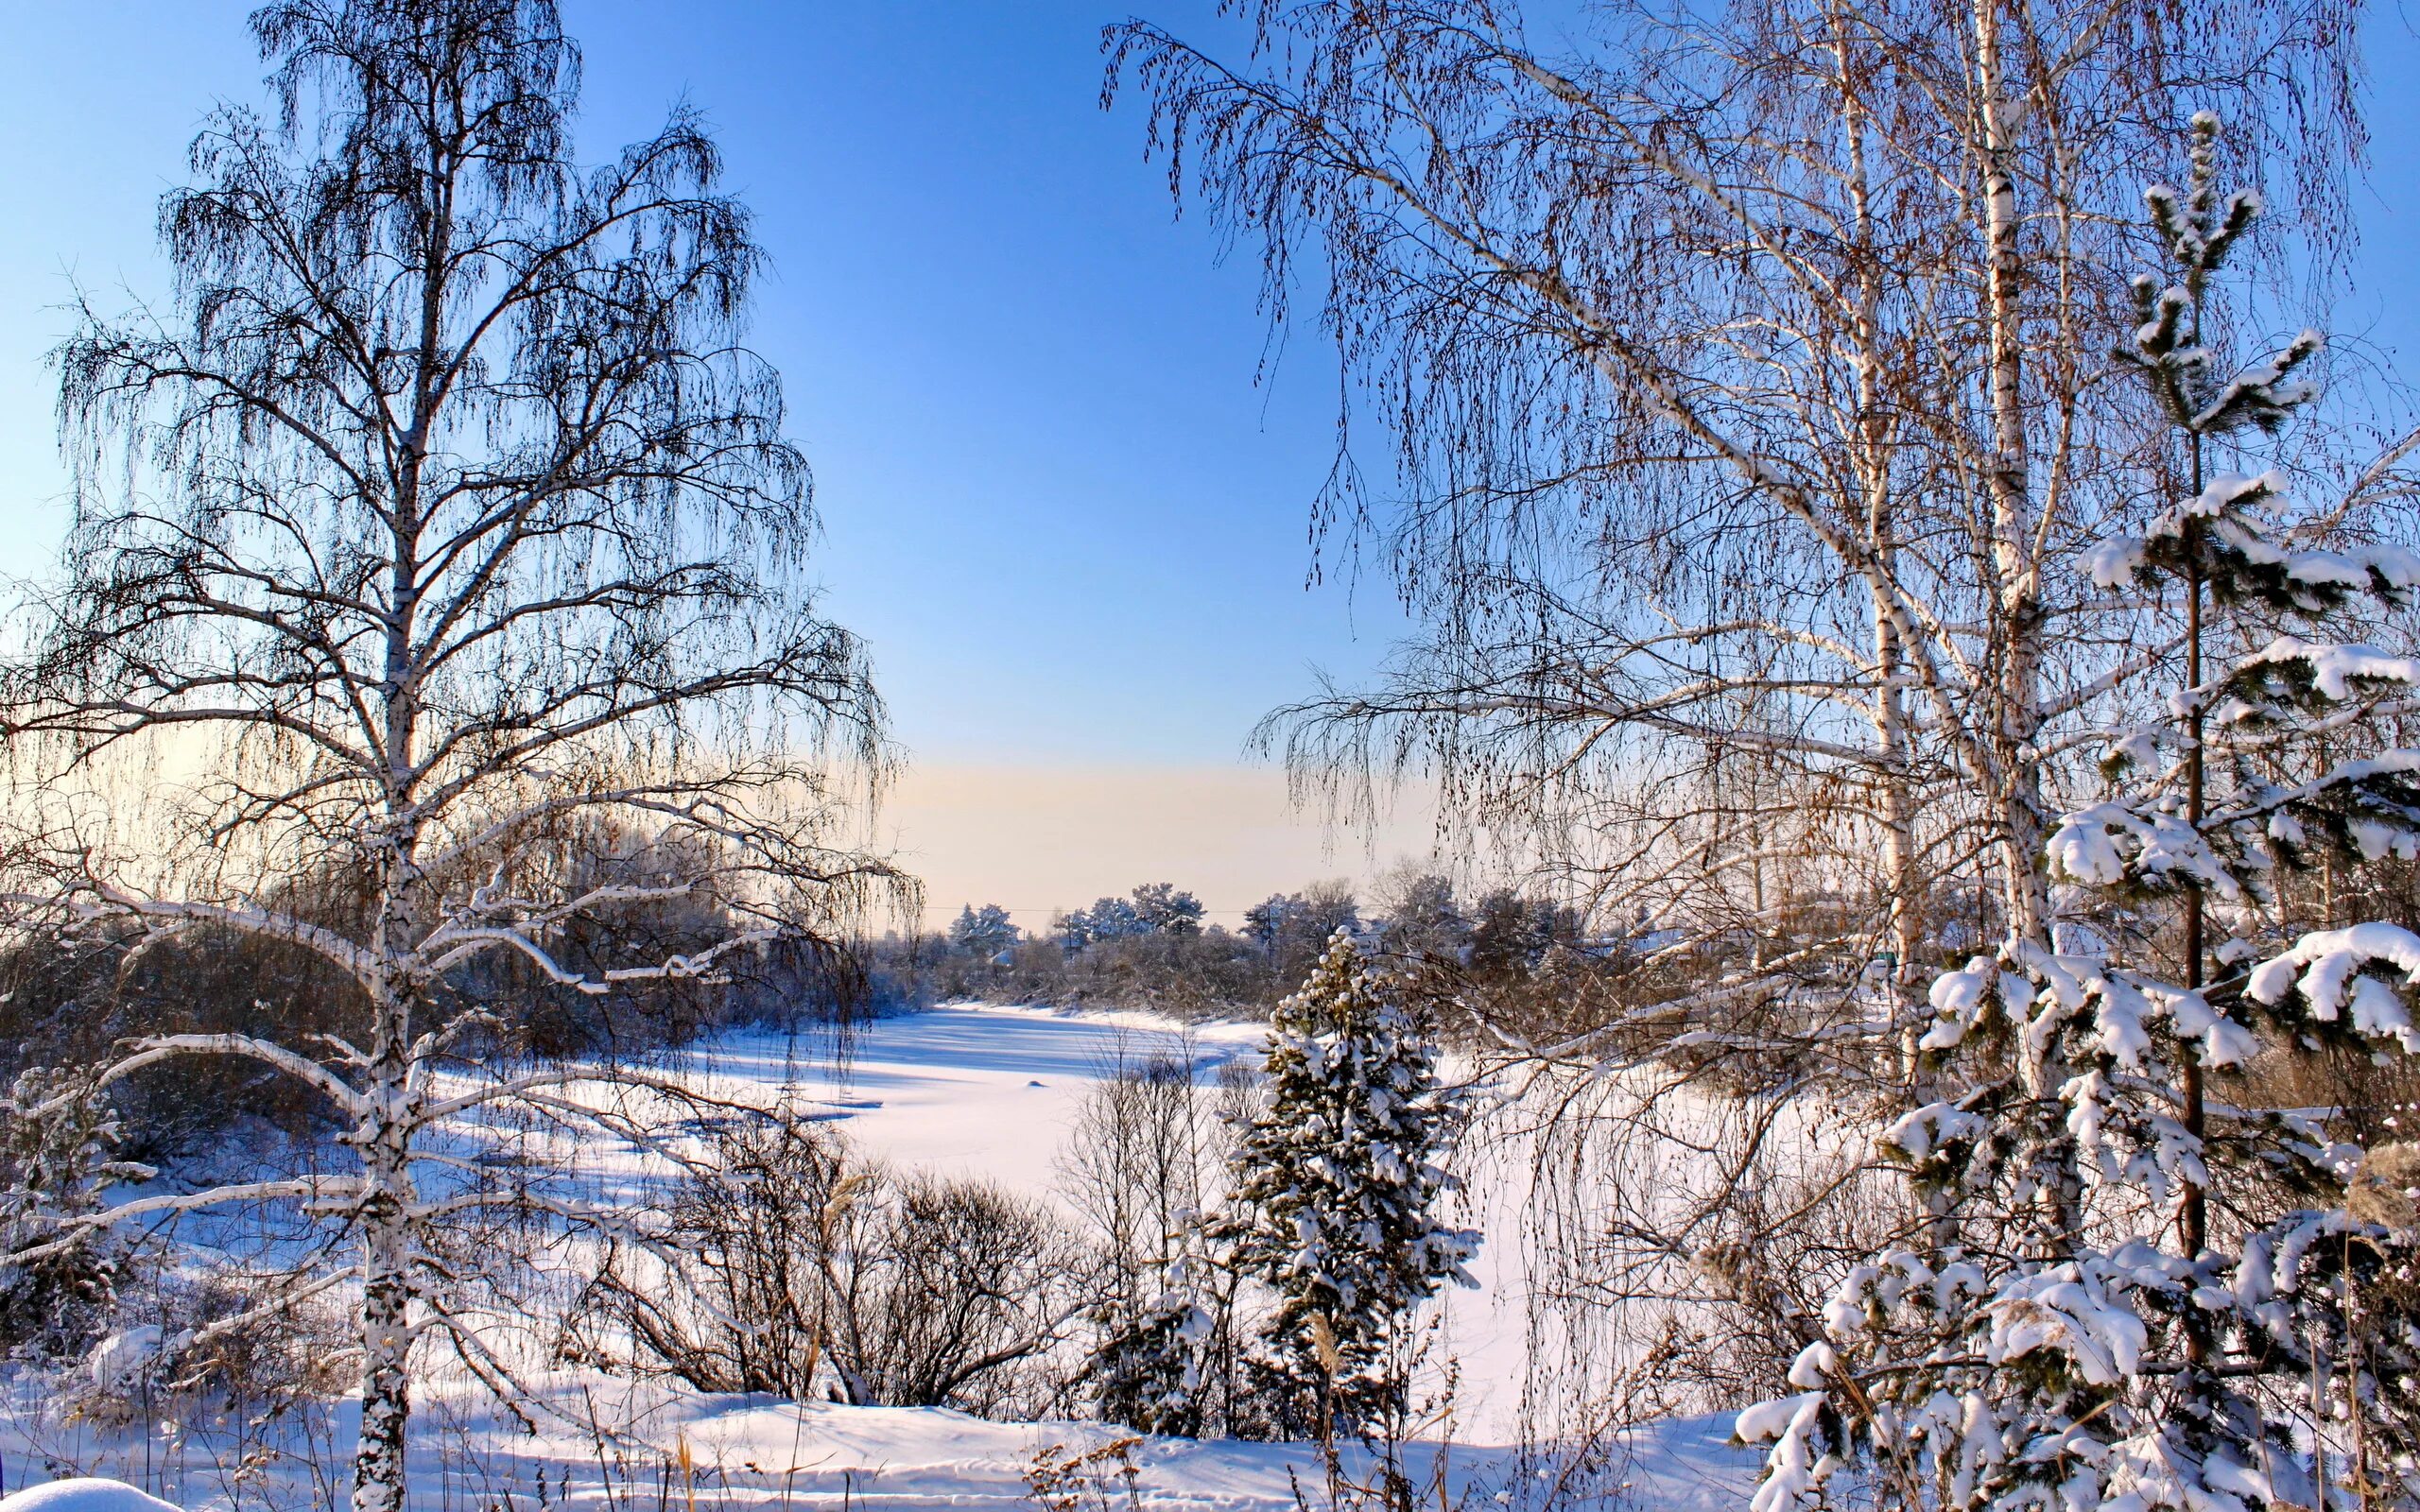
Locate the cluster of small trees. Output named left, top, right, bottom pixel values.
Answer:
left=947, top=902, right=1020, bottom=958
left=1060, top=882, right=1208, bottom=949
left=0, top=847, right=856, bottom=1161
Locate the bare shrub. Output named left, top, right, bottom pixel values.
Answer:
left=582, top=1116, right=1083, bottom=1418
left=573, top=1113, right=862, bottom=1400
left=1061, top=1038, right=1219, bottom=1304
left=1024, top=1436, right=1145, bottom=1512
left=868, top=1174, right=1082, bottom=1417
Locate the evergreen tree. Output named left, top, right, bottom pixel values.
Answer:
left=1375, top=873, right=1468, bottom=960
left=1243, top=893, right=1298, bottom=949
left=1087, top=1254, right=1212, bottom=1435
left=1132, top=882, right=1207, bottom=936
left=1743, top=114, right=2420, bottom=1512
left=948, top=902, right=1018, bottom=958
left=1466, top=889, right=1573, bottom=979
left=1211, top=929, right=1478, bottom=1439
left=1063, top=896, right=1147, bottom=952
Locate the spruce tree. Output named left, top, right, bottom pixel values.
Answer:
left=949, top=902, right=1018, bottom=958
left=1211, top=928, right=1478, bottom=1439
left=1087, top=1255, right=1212, bottom=1435
left=1742, top=113, right=2420, bottom=1512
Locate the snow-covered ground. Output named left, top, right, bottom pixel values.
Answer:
left=0, top=1004, right=1760, bottom=1512
left=735, top=1004, right=1267, bottom=1192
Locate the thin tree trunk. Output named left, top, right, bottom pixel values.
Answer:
left=2182, top=438, right=2208, bottom=1262
left=1973, top=0, right=2081, bottom=1262
left=1974, top=0, right=2048, bottom=950
left=2179, top=399, right=2213, bottom=1368
left=1829, top=16, right=1925, bottom=1085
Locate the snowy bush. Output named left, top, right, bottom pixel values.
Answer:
left=67, top=1261, right=353, bottom=1431
left=0, top=1068, right=151, bottom=1359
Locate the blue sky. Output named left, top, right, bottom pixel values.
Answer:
left=2, top=3, right=2415, bottom=924
left=0, top=0, right=1411, bottom=774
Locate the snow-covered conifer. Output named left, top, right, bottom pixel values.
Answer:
left=1063, top=897, right=1148, bottom=952
left=949, top=903, right=1019, bottom=958
left=1087, top=1255, right=1212, bottom=1435
left=1132, top=883, right=1207, bottom=936
left=1243, top=894, right=1298, bottom=949
left=1741, top=113, right=2420, bottom=1512
left=1211, top=928, right=1477, bottom=1438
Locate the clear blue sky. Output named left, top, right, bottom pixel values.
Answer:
left=0, top=0, right=1414, bottom=774
left=1, top=3, right=2415, bottom=922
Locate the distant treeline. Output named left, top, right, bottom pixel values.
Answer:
left=862, top=869, right=1620, bottom=1021
left=0, top=845, right=1648, bottom=1161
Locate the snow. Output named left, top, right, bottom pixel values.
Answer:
left=0, top=1373, right=1748, bottom=1512
left=1883, top=1100, right=1984, bottom=1159
left=1735, top=1394, right=1820, bottom=1443
left=1983, top=1264, right=2146, bottom=1384
left=2046, top=802, right=2238, bottom=898
left=2084, top=536, right=2146, bottom=588
left=711, top=1004, right=1267, bottom=1194
left=1923, top=955, right=2000, bottom=1050
left=2248, top=920, right=2420, bottom=1044
left=81, top=1329, right=161, bottom=1392
left=0, top=1483, right=184, bottom=1512
left=2239, top=639, right=2420, bottom=700
left=0, top=1002, right=1762, bottom=1512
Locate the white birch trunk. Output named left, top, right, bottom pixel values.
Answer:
left=353, top=1116, right=416, bottom=1512
left=1974, top=0, right=2049, bottom=948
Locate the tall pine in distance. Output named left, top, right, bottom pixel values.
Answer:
left=1742, top=113, right=2420, bottom=1512
left=1212, top=928, right=1478, bottom=1441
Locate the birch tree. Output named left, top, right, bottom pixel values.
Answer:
left=1, top=3, right=900, bottom=1509
left=1111, top=0, right=2365, bottom=1012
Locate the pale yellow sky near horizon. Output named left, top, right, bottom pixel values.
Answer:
left=873, top=762, right=1443, bottom=935
left=17, top=738, right=1444, bottom=937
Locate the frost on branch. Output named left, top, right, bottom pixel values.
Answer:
left=0, top=1068, right=153, bottom=1359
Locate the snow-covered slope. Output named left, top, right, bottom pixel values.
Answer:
left=0, top=1481, right=185, bottom=1512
